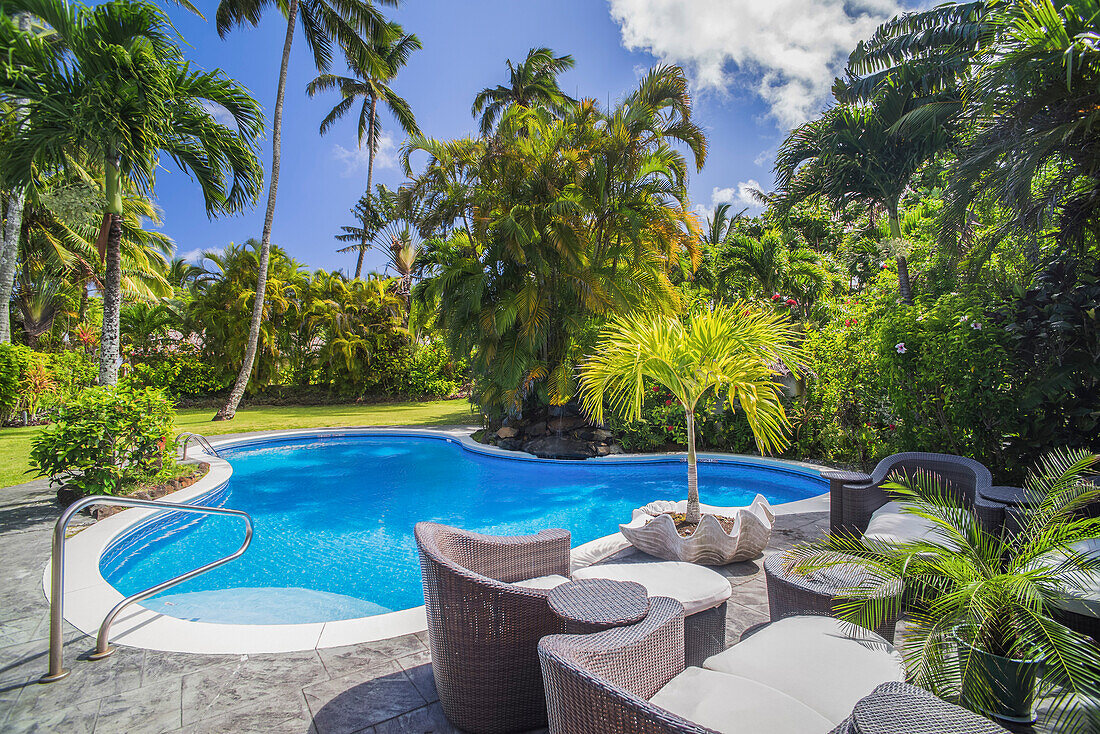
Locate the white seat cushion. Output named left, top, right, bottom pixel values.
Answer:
left=511, top=574, right=569, bottom=590
left=570, top=532, right=632, bottom=573
left=572, top=561, right=732, bottom=615
left=702, top=615, right=904, bottom=724
left=649, top=666, right=833, bottom=734
left=1042, top=538, right=1100, bottom=618
left=863, top=502, right=941, bottom=544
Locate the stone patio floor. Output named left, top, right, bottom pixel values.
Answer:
left=0, top=452, right=1067, bottom=733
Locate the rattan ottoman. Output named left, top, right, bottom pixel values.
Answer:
left=764, top=551, right=902, bottom=643
left=572, top=561, right=731, bottom=666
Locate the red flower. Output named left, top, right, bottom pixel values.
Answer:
left=889, top=424, right=896, bottom=430
left=665, top=425, right=673, bottom=431
left=844, top=319, right=852, bottom=327
left=652, top=386, right=659, bottom=391
left=664, top=399, right=672, bottom=406
left=785, top=298, right=797, bottom=306
left=772, top=293, right=782, bottom=301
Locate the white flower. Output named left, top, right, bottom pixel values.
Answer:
left=895, top=342, right=908, bottom=354
left=959, top=314, right=969, bottom=323
left=971, top=322, right=982, bottom=330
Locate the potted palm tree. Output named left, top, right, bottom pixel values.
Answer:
left=785, top=449, right=1100, bottom=727
left=577, top=302, right=804, bottom=564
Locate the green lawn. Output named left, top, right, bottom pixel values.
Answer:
left=0, top=399, right=477, bottom=490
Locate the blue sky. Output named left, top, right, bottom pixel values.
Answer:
left=156, top=0, right=907, bottom=275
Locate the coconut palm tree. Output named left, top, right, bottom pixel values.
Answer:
left=719, top=228, right=834, bottom=307
left=471, top=47, right=577, bottom=136
left=308, top=25, right=420, bottom=277
left=774, top=79, right=954, bottom=304
left=0, top=0, right=264, bottom=383
left=212, top=0, right=395, bottom=420
left=578, top=303, right=805, bottom=524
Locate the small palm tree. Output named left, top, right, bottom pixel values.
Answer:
left=471, top=47, right=577, bottom=136
left=578, top=303, right=805, bottom=524
left=786, top=449, right=1100, bottom=727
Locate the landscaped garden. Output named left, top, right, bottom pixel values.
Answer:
left=3, top=0, right=1100, bottom=731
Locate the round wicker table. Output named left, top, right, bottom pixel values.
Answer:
left=548, top=579, right=650, bottom=635
left=764, top=551, right=903, bottom=643
left=821, top=469, right=873, bottom=535
left=979, top=485, right=1032, bottom=534
left=841, top=688, right=1008, bottom=733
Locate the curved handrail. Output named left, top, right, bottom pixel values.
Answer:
left=177, top=432, right=221, bottom=459
left=42, top=495, right=252, bottom=683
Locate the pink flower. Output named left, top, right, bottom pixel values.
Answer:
left=895, top=342, right=907, bottom=354
left=664, top=399, right=672, bottom=406
left=881, top=262, right=888, bottom=270
left=889, top=424, right=896, bottom=430
left=786, top=298, right=797, bottom=306
left=652, top=386, right=659, bottom=392
left=971, top=322, right=982, bottom=330
left=665, top=425, right=673, bottom=431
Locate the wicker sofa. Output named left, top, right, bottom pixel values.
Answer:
left=538, top=597, right=1007, bottom=734
left=415, top=522, right=571, bottom=733
left=832, top=452, right=1002, bottom=537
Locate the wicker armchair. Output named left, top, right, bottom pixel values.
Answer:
left=415, top=522, right=571, bottom=733
left=835, top=452, right=995, bottom=536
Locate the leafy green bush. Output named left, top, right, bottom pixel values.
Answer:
left=128, top=346, right=225, bottom=397
left=0, top=343, right=38, bottom=420
left=609, top=383, right=758, bottom=454
left=46, top=349, right=98, bottom=402
left=401, top=342, right=463, bottom=397
left=30, top=385, right=176, bottom=495
left=877, top=293, right=1016, bottom=462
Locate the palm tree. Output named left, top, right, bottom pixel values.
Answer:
left=719, top=228, right=833, bottom=307
left=578, top=303, right=804, bottom=524
left=471, top=47, right=577, bottom=136
left=0, top=0, right=264, bottom=384
left=212, top=0, right=395, bottom=420
left=308, top=24, right=420, bottom=277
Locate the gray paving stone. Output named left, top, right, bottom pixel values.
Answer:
left=175, top=688, right=311, bottom=733
left=5, top=692, right=100, bottom=733
left=304, top=664, right=425, bottom=734
left=95, top=679, right=183, bottom=733
left=318, top=634, right=425, bottom=680
left=180, top=650, right=328, bottom=725
left=0, top=615, right=47, bottom=648
left=372, top=702, right=457, bottom=734
left=396, top=650, right=436, bottom=704
left=141, top=649, right=238, bottom=686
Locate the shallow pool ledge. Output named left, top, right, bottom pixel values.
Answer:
left=45, top=426, right=829, bottom=654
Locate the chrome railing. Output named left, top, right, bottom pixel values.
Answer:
left=42, top=496, right=252, bottom=683
left=177, top=432, right=220, bottom=460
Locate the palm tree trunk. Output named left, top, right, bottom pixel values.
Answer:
left=887, top=208, right=913, bottom=305
left=353, top=92, right=379, bottom=281
left=0, top=189, right=25, bottom=344
left=98, top=213, right=123, bottom=385
left=685, top=407, right=700, bottom=524
left=0, top=14, right=32, bottom=345
left=98, top=153, right=125, bottom=385
left=215, top=0, right=298, bottom=421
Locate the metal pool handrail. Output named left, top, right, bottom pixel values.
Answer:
left=177, top=432, right=221, bottom=459
left=42, top=495, right=252, bottom=683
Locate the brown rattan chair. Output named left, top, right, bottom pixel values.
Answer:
left=538, top=599, right=1009, bottom=734
left=415, top=521, right=571, bottom=733
left=834, top=452, right=997, bottom=536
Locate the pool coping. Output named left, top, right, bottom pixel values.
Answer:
left=46, top=426, right=830, bottom=654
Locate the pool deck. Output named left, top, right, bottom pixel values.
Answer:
left=0, top=429, right=1058, bottom=733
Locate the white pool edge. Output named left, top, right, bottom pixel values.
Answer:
left=46, top=426, right=830, bottom=654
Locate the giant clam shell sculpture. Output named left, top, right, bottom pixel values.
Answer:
left=619, top=494, right=775, bottom=565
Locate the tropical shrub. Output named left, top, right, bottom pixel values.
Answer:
left=0, top=343, right=39, bottom=420
left=30, top=385, right=175, bottom=495
left=400, top=341, right=463, bottom=397
left=610, top=384, right=757, bottom=455
left=46, top=349, right=98, bottom=402
left=128, top=346, right=225, bottom=397
left=876, top=293, right=1016, bottom=463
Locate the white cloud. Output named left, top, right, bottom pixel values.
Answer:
left=331, top=133, right=398, bottom=178
left=200, top=100, right=237, bottom=129
left=176, top=248, right=203, bottom=264
left=607, top=0, right=901, bottom=128
left=712, top=181, right=763, bottom=210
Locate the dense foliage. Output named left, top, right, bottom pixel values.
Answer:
left=30, top=383, right=175, bottom=495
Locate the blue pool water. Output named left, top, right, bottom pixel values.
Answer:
left=100, top=433, right=824, bottom=625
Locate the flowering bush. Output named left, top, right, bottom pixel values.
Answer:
left=609, top=382, right=758, bottom=453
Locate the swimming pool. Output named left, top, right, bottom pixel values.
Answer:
left=100, top=432, right=825, bottom=625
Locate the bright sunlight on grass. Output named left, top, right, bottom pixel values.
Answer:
left=0, top=400, right=476, bottom=490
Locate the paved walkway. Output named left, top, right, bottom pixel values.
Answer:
left=0, top=462, right=834, bottom=733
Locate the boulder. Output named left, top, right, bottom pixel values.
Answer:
left=522, top=436, right=593, bottom=460
left=607, top=444, right=625, bottom=455
left=495, top=426, right=519, bottom=439
left=527, top=421, right=548, bottom=437
left=548, top=415, right=586, bottom=432
left=595, top=444, right=611, bottom=456
left=592, top=429, right=613, bottom=441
